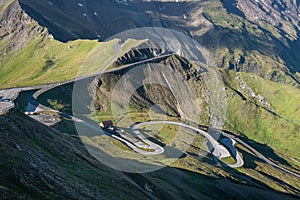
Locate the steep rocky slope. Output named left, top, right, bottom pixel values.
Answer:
left=0, top=0, right=145, bottom=88
left=0, top=110, right=149, bottom=199
left=0, top=0, right=48, bottom=52
left=17, top=0, right=300, bottom=86
left=1, top=110, right=300, bottom=199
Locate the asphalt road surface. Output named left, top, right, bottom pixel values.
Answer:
left=0, top=101, right=15, bottom=114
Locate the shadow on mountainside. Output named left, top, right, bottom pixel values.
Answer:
left=1, top=109, right=299, bottom=199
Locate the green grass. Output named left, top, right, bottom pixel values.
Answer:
left=238, top=72, right=300, bottom=124
left=221, top=156, right=237, bottom=165
left=222, top=70, right=300, bottom=160
left=138, top=123, right=196, bottom=149
left=0, top=36, right=143, bottom=89
left=47, top=99, right=65, bottom=110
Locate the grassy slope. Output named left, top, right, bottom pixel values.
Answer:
left=222, top=70, right=300, bottom=160
left=0, top=36, right=147, bottom=89
left=239, top=72, right=300, bottom=124
left=0, top=0, right=145, bottom=89
left=0, top=37, right=100, bottom=88
left=189, top=0, right=300, bottom=161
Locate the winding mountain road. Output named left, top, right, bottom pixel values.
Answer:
left=132, top=121, right=244, bottom=168
left=2, top=47, right=300, bottom=177
left=26, top=52, right=174, bottom=113
left=71, top=116, right=164, bottom=155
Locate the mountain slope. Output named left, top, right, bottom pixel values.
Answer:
left=85, top=52, right=300, bottom=160
left=1, top=0, right=300, bottom=88
left=0, top=110, right=149, bottom=199
left=0, top=0, right=47, bottom=52
left=1, top=1, right=300, bottom=199
left=0, top=0, right=144, bottom=89
left=1, top=110, right=299, bottom=199
left=17, top=0, right=300, bottom=86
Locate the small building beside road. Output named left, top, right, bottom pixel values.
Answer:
left=99, top=120, right=113, bottom=129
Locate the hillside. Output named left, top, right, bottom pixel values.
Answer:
left=0, top=110, right=148, bottom=199
left=17, top=0, right=300, bottom=86
left=0, top=0, right=144, bottom=89
left=1, top=0, right=300, bottom=87
left=77, top=47, right=299, bottom=160
left=37, top=52, right=300, bottom=197
left=1, top=0, right=300, bottom=199
left=1, top=111, right=299, bottom=199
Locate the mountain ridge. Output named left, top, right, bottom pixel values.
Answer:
left=1, top=1, right=300, bottom=199
left=4, top=0, right=298, bottom=87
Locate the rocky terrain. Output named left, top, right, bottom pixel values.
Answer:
left=1, top=0, right=300, bottom=87
left=90, top=46, right=300, bottom=159
left=1, top=0, right=300, bottom=199
left=0, top=0, right=48, bottom=53
left=15, top=0, right=300, bottom=85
